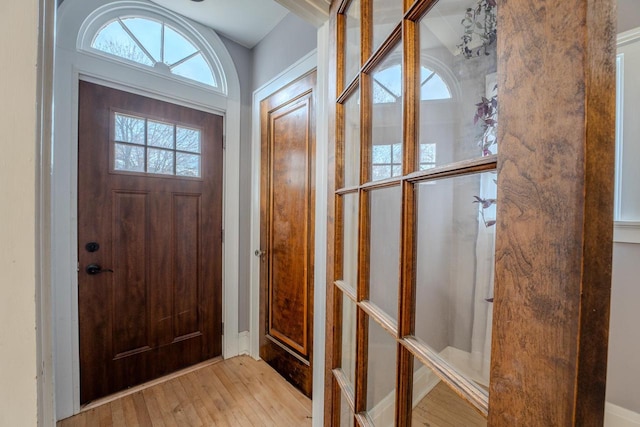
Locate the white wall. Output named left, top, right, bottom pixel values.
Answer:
left=252, top=13, right=317, bottom=90
left=0, top=1, right=40, bottom=426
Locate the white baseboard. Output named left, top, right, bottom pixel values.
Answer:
left=606, top=403, right=640, bottom=427
left=238, top=331, right=250, bottom=356
left=369, top=366, right=440, bottom=426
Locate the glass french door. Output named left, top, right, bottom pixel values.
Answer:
left=331, top=0, right=499, bottom=425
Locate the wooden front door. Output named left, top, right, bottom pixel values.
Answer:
left=78, top=81, right=223, bottom=404
left=259, top=71, right=317, bottom=398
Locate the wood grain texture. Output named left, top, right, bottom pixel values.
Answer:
left=488, top=0, right=616, bottom=425
left=259, top=71, right=317, bottom=398
left=58, top=356, right=312, bottom=427
left=78, top=82, right=223, bottom=404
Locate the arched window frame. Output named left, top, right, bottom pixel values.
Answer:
left=77, top=4, right=228, bottom=95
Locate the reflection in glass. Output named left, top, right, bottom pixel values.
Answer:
left=114, top=143, right=144, bottom=172
left=415, top=172, right=496, bottom=387
left=367, top=317, right=396, bottom=426
left=340, top=390, right=354, bottom=427
left=341, top=294, right=357, bottom=388
left=372, top=0, right=403, bottom=53
left=344, top=0, right=361, bottom=85
left=147, top=120, right=174, bottom=148
left=369, top=186, right=401, bottom=320
left=342, top=193, right=359, bottom=292
left=418, top=0, right=498, bottom=166
left=343, top=89, right=360, bottom=188
left=411, top=358, right=487, bottom=426
left=114, top=113, right=145, bottom=144
left=147, top=148, right=174, bottom=175
left=371, top=44, right=402, bottom=181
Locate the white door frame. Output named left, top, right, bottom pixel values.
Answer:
left=53, top=0, right=241, bottom=419
left=250, top=22, right=329, bottom=426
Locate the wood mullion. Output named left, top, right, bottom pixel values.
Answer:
left=354, top=306, right=369, bottom=416
left=361, top=0, right=371, bottom=68
left=355, top=412, right=374, bottom=427
left=335, top=280, right=357, bottom=302
left=357, top=190, right=370, bottom=302
left=405, top=0, right=439, bottom=22
left=335, top=186, right=360, bottom=196
left=361, top=24, right=402, bottom=75
left=336, top=13, right=346, bottom=97
left=333, top=368, right=356, bottom=410
left=402, top=336, right=489, bottom=416
left=338, top=76, right=360, bottom=104
left=403, top=18, right=418, bottom=176
left=325, top=1, right=340, bottom=424
left=358, top=300, right=397, bottom=339
left=359, top=176, right=402, bottom=191
left=395, top=345, right=413, bottom=427
left=406, top=155, right=497, bottom=183
left=360, top=73, right=372, bottom=185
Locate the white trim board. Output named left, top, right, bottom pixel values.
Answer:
left=53, top=0, right=241, bottom=419
left=606, top=403, right=640, bottom=427
left=614, top=222, right=640, bottom=244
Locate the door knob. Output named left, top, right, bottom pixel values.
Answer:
left=254, top=249, right=266, bottom=257
left=86, top=264, right=114, bottom=275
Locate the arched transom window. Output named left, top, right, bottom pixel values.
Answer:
left=91, top=16, right=218, bottom=89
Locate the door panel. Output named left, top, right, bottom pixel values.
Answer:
left=78, top=81, right=223, bottom=404
left=260, top=71, right=317, bottom=397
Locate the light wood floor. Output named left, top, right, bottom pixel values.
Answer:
left=412, top=382, right=486, bottom=427
left=58, top=356, right=312, bottom=427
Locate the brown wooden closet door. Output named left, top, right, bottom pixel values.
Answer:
left=78, top=81, right=223, bottom=404
left=259, top=70, right=317, bottom=398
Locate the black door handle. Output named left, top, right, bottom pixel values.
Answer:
left=86, top=264, right=114, bottom=275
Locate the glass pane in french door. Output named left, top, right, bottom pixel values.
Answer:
left=371, top=43, right=403, bottom=181
left=418, top=0, right=497, bottom=167
left=344, top=89, right=361, bottom=188
left=341, top=293, right=357, bottom=387
left=344, top=0, right=361, bottom=85
left=342, top=193, right=359, bottom=292
left=372, top=0, right=403, bottom=53
left=366, top=317, right=397, bottom=425
left=414, top=172, right=496, bottom=386
left=368, top=185, right=401, bottom=320
left=411, top=358, right=487, bottom=426
left=340, top=390, right=355, bottom=426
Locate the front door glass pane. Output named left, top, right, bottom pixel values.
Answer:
left=414, top=172, right=497, bottom=387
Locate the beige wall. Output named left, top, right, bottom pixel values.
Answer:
left=0, top=1, right=40, bottom=426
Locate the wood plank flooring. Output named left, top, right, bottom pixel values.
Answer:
left=58, top=356, right=312, bottom=427
left=412, top=381, right=486, bottom=427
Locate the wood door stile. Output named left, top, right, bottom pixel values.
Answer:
left=259, top=70, right=317, bottom=398
left=78, top=81, right=223, bottom=404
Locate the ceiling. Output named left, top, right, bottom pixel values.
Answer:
left=149, top=0, right=290, bottom=48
